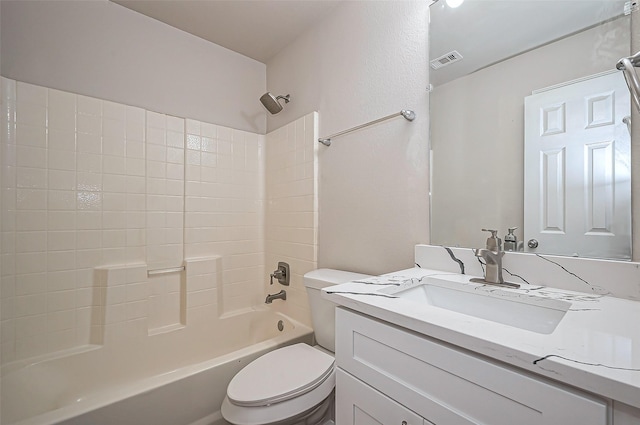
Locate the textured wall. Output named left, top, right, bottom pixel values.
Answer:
left=266, top=1, right=430, bottom=275
left=0, top=0, right=267, bottom=134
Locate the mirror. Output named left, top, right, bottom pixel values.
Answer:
left=429, top=0, right=632, bottom=259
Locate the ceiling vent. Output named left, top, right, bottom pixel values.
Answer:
left=430, top=50, right=463, bottom=70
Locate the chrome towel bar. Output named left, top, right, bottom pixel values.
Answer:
left=318, top=110, right=416, bottom=147
left=147, top=266, right=185, bottom=276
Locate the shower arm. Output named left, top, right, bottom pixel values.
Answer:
left=617, top=52, right=640, bottom=113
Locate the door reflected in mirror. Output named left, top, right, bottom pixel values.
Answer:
left=429, top=0, right=632, bottom=260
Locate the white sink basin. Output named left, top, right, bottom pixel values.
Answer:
left=383, top=277, right=570, bottom=334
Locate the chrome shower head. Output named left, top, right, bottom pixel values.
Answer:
left=260, top=92, right=290, bottom=114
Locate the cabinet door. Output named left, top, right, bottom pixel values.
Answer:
left=336, top=308, right=609, bottom=425
left=336, top=369, right=429, bottom=425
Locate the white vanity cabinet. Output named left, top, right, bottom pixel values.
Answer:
left=335, top=307, right=609, bottom=425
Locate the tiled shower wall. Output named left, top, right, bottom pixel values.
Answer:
left=0, top=78, right=269, bottom=363
left=265, top=112, right=318, bottom=326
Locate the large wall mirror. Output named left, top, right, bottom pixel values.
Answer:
left=429, top=0, right=633, bottom=260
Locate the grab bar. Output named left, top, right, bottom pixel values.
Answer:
left=147, top=266, right=185, bottom=276
left=318, top=110, right=416, bottom=147
left=617, top=52, right=640, bottom=112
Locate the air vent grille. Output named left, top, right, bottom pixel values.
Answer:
left=430, top=50, right=463, bottom=70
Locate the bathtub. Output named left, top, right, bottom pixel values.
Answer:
left=1, top=308, right=313, bottom=425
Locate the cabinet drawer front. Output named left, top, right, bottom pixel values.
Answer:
left=336, top=308, right=608, bottom=425
left=336, top=369, right=428, bottom=425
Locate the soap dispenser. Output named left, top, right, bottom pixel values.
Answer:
left=482, top=228, right=502, bottom=251
left=504, top=227, right=518, bottom=252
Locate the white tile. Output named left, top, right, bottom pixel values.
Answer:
left=17, top=82, right=46, bottom=106
left=16, top=188, right=47, bottom=210
left=147, top=126, right=166, bottom=146
left=167, top=130, right=184, bottom=148
left=46, top=211, right=75, bottom=231
left=16, top=124, right=47, bottom=148
left=15, top=231, right=47, bottom=253
left=76, top=191, right=102, bottom=211
left=16, top=101, right=46, bottom=127
left=16, top=167, right=47, bottom=189
left=103, top=211, right=127, bottom=229
left=48, top=170, right=76, bottom=191
left=102, top=193, right=126, bottom=211
left=146, top=144, right=166, bottom=162
left=46, top=309, right=75, bottom=332
left=126, top=105, right=145, bottom=124
left=48, top=89, right=76, bottom=131
left=166, top=115, right=184, bottom=132
left=103, top=155, right=126, bottom=175
left=126, top=158, right=145, bottom=176
left=46, top=270, right=76, bottom=291
left=102, top=101, right=126, bottom=121
left=126, top=141, right=145, bottom=159
left=48, top=190, right=76, bottom=211
left=77, top=113, right=102, bottom=135
left=15, top=252, right=47, bottom=274
left=76, top=230, right=102, bottom=249
left=77, top=172, right=102, bottom=192
left=16, top=146, right=46, bottom=169
left=47, top=290, right=75, bottom=312
left=127, top=176, right=146, bottom=193
left=103, top=118, right=126, bottom=140
left=15, top=272, right=47, bottom=295
left=146, top=111, right=166, bottom=129
left=47, top=250, right=76, bottom=272
left=77, top=153, right=102, bottom=173
left=76, top=248, right=102, bottom=269
left=126, top=120, right=145, bottom=142
left=76, top=211, right=101, bottom=230
left=48, top=149, right=76, bottom=171
left=102, top=136, right=126, bottom=157
left=102, top=229, right=126, bottom=248
left=77, top=95, right=102, bottom=116
left=103, top=174, right=126, bottom=193
left=186, top=119, right=201, bottom=135
left=47, top=231, right=76, bottom=251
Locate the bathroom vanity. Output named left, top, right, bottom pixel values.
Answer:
left=323, top=245, right=640, bottom=425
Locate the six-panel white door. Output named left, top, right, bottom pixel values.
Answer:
left=524, top=71, right=631, bottom=259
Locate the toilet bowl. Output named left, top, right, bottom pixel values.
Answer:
left=221, top=269, right=371, bottom=425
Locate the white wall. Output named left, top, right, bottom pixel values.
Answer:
left=266, top=1, right=430, bottom=275
left=0, top=0, right=267, bottom=134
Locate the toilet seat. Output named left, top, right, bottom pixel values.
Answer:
left=227, top=343, right=335, bottom=407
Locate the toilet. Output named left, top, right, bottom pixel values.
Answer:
left=221, top=269, right=371, bottom=425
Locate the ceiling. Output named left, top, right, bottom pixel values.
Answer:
left=112, top=0, right=343, bottom=64
left=430, top=0, right=628, bottom=86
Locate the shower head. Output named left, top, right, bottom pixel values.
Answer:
left=260, top=92, right=290, bottom=114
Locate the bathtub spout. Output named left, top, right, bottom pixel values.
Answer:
left=265, top=290, right=286, bottom=304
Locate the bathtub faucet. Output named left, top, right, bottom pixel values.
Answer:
left=265, top=290, right=287, bottom=304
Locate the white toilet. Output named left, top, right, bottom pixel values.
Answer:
left=221, top=269, right=370, bottom=425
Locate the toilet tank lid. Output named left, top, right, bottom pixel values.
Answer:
left=303, top=269, right=372, bottom=289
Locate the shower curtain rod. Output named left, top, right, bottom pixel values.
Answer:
left=318, top=110, right=416, bottom=146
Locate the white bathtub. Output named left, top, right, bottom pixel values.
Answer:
left=1, top=308, right=313, bottom=425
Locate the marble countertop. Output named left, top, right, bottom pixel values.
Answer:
left=322, top=266, right=640, bottom=408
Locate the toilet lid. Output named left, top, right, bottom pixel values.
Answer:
left=227, top=343, right=335, bottom=407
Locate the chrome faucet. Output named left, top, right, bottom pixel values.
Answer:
left=265, top=290, right=287, bottom=304
left=470, top=229, right=520, bottom=288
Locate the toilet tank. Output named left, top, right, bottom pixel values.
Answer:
left=304, top=269, right=372, bottom=353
